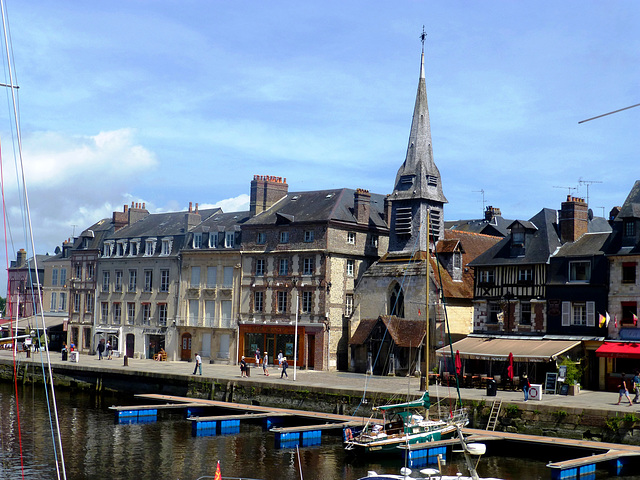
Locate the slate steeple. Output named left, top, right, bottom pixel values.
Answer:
left=388, top=38, right=447, bottom=255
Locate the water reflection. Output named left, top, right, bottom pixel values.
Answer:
left=0, top=382, right=637, bottom=480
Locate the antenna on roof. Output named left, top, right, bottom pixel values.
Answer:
left=473, top=189, right=486, bottom=217
left=578, top=103, right=640, bottom=123
left=578, top=178, right=602, bottom=206
left=553, top=185, right=577, bottom=196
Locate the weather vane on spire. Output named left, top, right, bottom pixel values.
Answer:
left=420, top=26, right=427, bottom=53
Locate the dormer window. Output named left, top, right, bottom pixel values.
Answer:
left=116, top=240, right=127, bottom=257
left=129, top=239, right=140, bottom=256
left=193, top=233, right=202, bottom=249
left=569, top=261, right=591, bottom=282
left=103, top=241, right=114, bottom=257
left=624, top=220, right=635, bottom=237
left=209, top=233, right=219, bottom=248
left=512, top=231, right=525, bottom=247
left=225, top=232, right=235, bottom=248
left=145, top=238, right=157, bottom=256
left=160, top=237, right=172, bottom=256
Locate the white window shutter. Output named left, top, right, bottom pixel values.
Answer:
left=586, top=301, right=595, bottom=327
left=562, top=301, right=570, bottom=327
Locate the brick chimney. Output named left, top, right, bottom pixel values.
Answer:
left=250, top=175, right=289, bottom=216
left=559, top=195, right=588, bottom=243
left=384, top=195, right=392, bottom=226
left=354, top=189, right=371, bottom=224
left=128, top=202, right=150, bottom=225
left=484, top=206, right=502, bottom=222
left=112, top=204, right=129, bottom=231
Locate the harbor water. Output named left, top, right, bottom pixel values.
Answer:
left=0, top=381, right=634, bottom=480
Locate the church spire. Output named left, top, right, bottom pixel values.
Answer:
left=388, top=31, right=447, bottom=254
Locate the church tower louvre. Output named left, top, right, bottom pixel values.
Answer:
left=388, top=41, right=447, bottom=255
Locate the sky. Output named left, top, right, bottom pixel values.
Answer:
left=0, top=1, right=638, bottom=294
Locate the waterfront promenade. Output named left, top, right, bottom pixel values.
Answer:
left=0, top=349, right=631, bottom=416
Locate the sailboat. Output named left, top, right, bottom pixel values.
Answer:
left=344, top=212, right=468, bottom=455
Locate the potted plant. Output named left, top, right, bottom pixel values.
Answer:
left=559, top=357, right=583, bottom=395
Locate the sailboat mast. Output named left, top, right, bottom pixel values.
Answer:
left=425, top=209, right=430, bottom=387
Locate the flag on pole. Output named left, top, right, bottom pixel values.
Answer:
left=599, top=313, right=606, bottom=327
left=214, top=461, right=221, bottom=480
left=606, top=312, right=611, bottom=327
left=634, top=313, right=638, bottom=326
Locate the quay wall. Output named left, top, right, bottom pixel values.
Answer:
left=1, top=359, right=638, bottom=445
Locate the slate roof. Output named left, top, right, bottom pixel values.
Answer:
left=615, top=180, right=640, bottom=220
left=72, top=218, right=114, bottom=251
left=552, top=232, right=610, bottom=258
left=109, top=208, right=219, bottom=239
left=349, top=316, right=425, bottom=348
left=445, top=216, right=512, bottom=237
left=243, top=188, right=387, bottom=229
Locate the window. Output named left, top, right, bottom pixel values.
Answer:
left=115, top=270, right=123, bottom=292
left=347, top=259, right=355, bottom=277
left=189, top=299, right=199, bottom=325
left=453, top=252, right=462, bottom=269
left=277, top=291, right=287, bottom=313
left=129, top=241, right=139, bottom=257
left=572, top=302, right=587, bottom=326
left=303, top=258, right=314, bottom=276
left=116, top=241, right=125, bottom=257
left=223, top=266, right=233, bottom=287
left=160, top=269, right=170, bottom=292
left=60, top=268, right=67, bottom=287
left=622, top=263, right=636, bottom=284
left=50, top=292, right=57, bottom=311
left=207, top=266, right=217, bottom=287
left=193, top=233, right=202, bottom=249
left=478, top=269, right=495, bottom=284
left=142, top=304, right=151, bottom=325
left=561, top=301, right=595, bottom=327
left=368, top=235, right=379, bottom=248
left=304, top=230, right=314, bottom=242
left=221, top=301, right=232, bottom=327
left=256, top=232, right=266, bottom=244
left=127, top=303, right=135, bottom=324
left=101, top=302, right=109, bottom=322
left=569, top=261, right=591, bottom=282
left=512, top=232, right=525, bottom=247
left=161, top=238, right=172, bottom=255
left=102, top=271, right=110, bottom=292
left=205, top=300, right=215, bottom=327
left=74, top=264, right=82, bottom=279
left=86, top=292, right=93, bottom=313
left=301, top=291, right=312, bottom=313
left=52, top=269, right=58, bottom=286
left=518, top=268, right=533, bottom=283
left=86, top=264, right=94, bottom=280
left=128, top=270, right=137, bottom=292
left=488, top=302, right=501, bottom=324
left=279, top=259, right=289, bottom=276
left=345, top=294, right=354, bottom=316
left=625, top=220, right=635, bottom=237
left=347, top=232, right=356, bottom=244
left=255, top=259, right=265, bottom=276
left=254, top=291, right=264, bottom=313
left=389, top=283, right=404, bottom=317
left=73, top=293, right=81, bottom=313
left=622, top=302, right=638, bottom=325
left=209, top=233, right=218, bottom=248
left=103, top=241, right=113, bottom=257
left=158, top=303, right=167, bottom=326
left=59, top=293, right=67, bottom=311
left=113, top=303, right=121, bottom=324
left=144, top=270, right=153, bottom=292
left=190, top=266, right=201, bottom=287
left=225, top=232, right=235, bottom=248
left=145, top=238, right=156, bottom=256
left=520, top=302, right=531, bottom=325
left=280, top=231, right=289, bottom=244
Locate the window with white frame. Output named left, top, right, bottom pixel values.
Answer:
left=304, top=230, right=314, bottom=242
left=207, top=266, right=217, bottom=287
left=50, top=292, right=57, bottom=311
left=127, top=303, right=135, bottom=324
left=142, top=303, right=151, bottom=325
left=86, top=292, right=93, bottom=313
left=161, top=238, right=172, bottom=255
left=518, top=267, right=533, bottom=283
left=101, top=302, right=109, bottom=322
left=301, top=291, right=312, bottom=313
left=277, top=291, right=287, bottom=313
left=160, top=269, right=170, bottom=292
left=280, top=231, right=289, bottom=244
left=103, top=241, right=114, bottom=257
left=86, top=263, right=94, bottom=280
left=561, top=301, right=595, bottom=327
left=73, top=293, right=81, bottom=313
left=347, top=232, right=356, bottom=244
left=221, top=300, right=232, bottom=327
left=129, top=240, right=139, bottom=256
left=116, top=241, right=126, bottom=257
left=256, top=232, right=266, bottom=245
left=193, top=233, right=203, bottom=249
left=128, top=269, right=137, bottom=292
left=478, top=269, right=495, bottom=284
left=347, top=259, right=355, bottom=277
left=368, top=235, right=379, bottom=247
left=345, top=294, right=354, bottom=316
left=520, top=301, right=531, bottom=325
left=279, top=258, right=289, bottom=276
left=188, top=299, right=199, bottom=325
left=255, top=259, right=265, bottom=276
left=145, top=238, right=156, bottom=256
left=102, top=271, right=110, bottom=292
left=114, top=270, right=123, bottom=292
left=205, top=301, right=215, bottom=327
left=569, top=261, right=591, bottom=282
left=158, top=303, right=167, bottom=326
left=190, top=266, right=201, bottom=287
left=209, top=232, right=218, bottom=248
left=59, top=293, right=66, bottom=311
left=144, top=270, right=153, bottom=292
left=488, top=302, right=501, bottom=323
left=113, top=303, right=121, bottom=324
left=303, top=258, right=314, bottom=276
left=225, top=232, right=235, bottom=248
left=254, top=291, right=264, bottom=313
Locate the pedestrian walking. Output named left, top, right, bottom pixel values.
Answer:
left=617, top=373, right=633, bottom=406
left=262, top=352, right=269, bottom=376
left=193, top=352, right=202, bottom=375
left=97, top=340, right=105, bottom=360
left=240, top=356, right=247, bottom=377
left=278, top=350, right=283, bottom=370
left=255, top=347, right=261, bottom=367
left=633, top=370, right=640, bottom=403
left=280, top=357, right=288, bottom=379
left=106, top=341, right=112, bottom=360
left=522, top=374, right=531, bottom=402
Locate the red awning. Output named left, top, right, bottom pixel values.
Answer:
left=596, top=342, right=640, bottom=359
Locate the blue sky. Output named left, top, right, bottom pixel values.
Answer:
left=0, top=1, right=638, bottom=291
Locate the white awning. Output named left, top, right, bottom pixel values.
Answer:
left=436, top=337, right=581, bottom=363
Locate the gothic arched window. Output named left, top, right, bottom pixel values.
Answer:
left=389, top=283, right=405, bottom=318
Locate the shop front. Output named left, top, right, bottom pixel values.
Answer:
left=144, top=327, right=167, bottom=360
left=239, top=324, right=305, bottom=367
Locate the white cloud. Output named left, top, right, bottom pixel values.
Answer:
left=199, top=194, right=250, bottom=213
